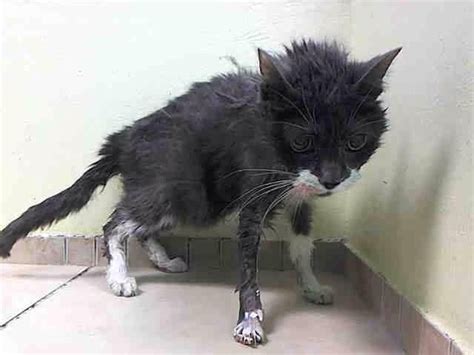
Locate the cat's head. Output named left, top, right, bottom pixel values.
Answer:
left=258, top=40, right=401, bottom=198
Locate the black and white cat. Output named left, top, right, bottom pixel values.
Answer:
left=0, top=40, right=400, bottom=346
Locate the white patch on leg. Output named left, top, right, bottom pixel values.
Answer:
left=159, top=257, right=188, bottom=272
left=301, top=284, right=334, bottom=304
left=233, top=310, right=264, bottom=346
left=141, top=220, right=188, bottom=273
left=106, top=221, right=138, bottom=297
left=156, top=215, right=176, bottom=230
left=143, top=237, right=188, bottom=273
left=288, top=236, right=334, bottom=305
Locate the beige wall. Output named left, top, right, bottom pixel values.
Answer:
left=1, top=0, right=472, bottom=351
left=0, top=0, right=350, bottom=236
left=348, top=1, right=473, bottom=351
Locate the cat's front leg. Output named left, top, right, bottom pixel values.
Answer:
left=288, top=202, right=333, bottom=304
left=288, top=235, right=334, bottom=304
left=233, top=205, right=265, bottom=346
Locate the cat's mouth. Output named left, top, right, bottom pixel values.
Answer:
left=291, top=183, right=328, bottom=199
left=291, top=170, right=329, bottom=199
left=290, top=169, right=361, bottom=200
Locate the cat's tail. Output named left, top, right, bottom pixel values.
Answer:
left=0, top=131, right=125, bottom=258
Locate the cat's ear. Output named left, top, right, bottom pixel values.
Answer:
left=258, top=49, right=289, bottom=88
left=355, top=47, right=402, bottom=97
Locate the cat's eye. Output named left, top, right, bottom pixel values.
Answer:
left=291, top=135, right=313, bottom=152
left=346, top=134, right=367, bottom=151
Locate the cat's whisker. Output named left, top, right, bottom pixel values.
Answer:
left=351, top=118, right=388, bottom=131
left=221, top=180, right=293, bottom=214
left=290, top=194, right=303, bottom=227
left=301, top=90, right=314, bottom=122
left=236, top=182, right=293, bottom=215
left=271, top=121, right=308, bottom=131
left=235, top=180, right=292, bottom=207
left=239, top=172, right=292, bottom=178
left=160, top=108, right=173, bottom=118
left=227, top=184, right=292, bottom=222
left=269, top=89, right=311, bottom=126
left=219, top=168, right=296, bottom=180
left=260, top=187, right=294, bottom=229
left=347, top=86, right=376, bottom=126
left=312, top=102, right=318, bottom=123
left=285, top=188, right=301, bottom=207
left=259, top=190, right=288, bottom=227
left=227, top=183, right=290, bottom=220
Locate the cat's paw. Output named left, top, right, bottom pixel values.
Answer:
left=157, top=257, right=188, bottom=273
left=108, top=276, right=138, bottom=297
left=302, top=284, right=334, bottom=305
left=233, top=310, right=265, bottom=347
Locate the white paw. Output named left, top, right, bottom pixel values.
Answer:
left=233, top=310, right=265, bottom=346
left=302, top=284, right=334, bottom=305
left=157, top=257, right=188, bottom=273
left=108, top=276, right=138, bottom=297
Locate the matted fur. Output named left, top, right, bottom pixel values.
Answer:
left=0, top=39, right=400, bottom=347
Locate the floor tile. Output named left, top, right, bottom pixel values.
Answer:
left=0, top=267, right=403, bottom=354
left=0, top=264, right=86, bottom=325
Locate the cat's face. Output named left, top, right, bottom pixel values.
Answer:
left=277, top=95, right=386, bottom=198
left=258, top=41, right=400, bottom=199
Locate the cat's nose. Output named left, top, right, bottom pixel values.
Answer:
left=318, top=161, right=349, bottom=190
left=321, top=182, right=340, bottom=190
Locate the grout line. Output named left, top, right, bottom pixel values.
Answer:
left=64, top=238, right=68, bottom=265
left=396, top=288, right=402, bottom=340
left=0, top=266, right=91, bottom=329
left=93, top=238, right=97, bottom=266
left=218, top=238, right=224, bottom=269
left=279, top=241, right=284, bottom=271
left=185, top=238, right=191, bottom=269
left=380, top=278, right=385, bottom=318
left=94, top=237, right=99, bottom=266
left=89, top=238, right=94, bottom=267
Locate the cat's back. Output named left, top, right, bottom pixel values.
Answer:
left=128, top=70, right=260, bottom=135
left=171, top=70, right=261, bottom=128
left=118, top=71, right=264, bottom=176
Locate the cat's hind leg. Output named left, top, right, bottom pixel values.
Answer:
left=288, top=236, right=334, bottom=304
left=103, top=212, right=139, bottom=297
left=138, top=233, right=187, bottom=273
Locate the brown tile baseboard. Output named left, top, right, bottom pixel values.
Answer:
left=1, top=236, right=66, bottom=265
left=344, top=246, right=465, bottom=355
left=1, top=235, right=467, bottom=354
left=0, top=235, right=346, bottom=273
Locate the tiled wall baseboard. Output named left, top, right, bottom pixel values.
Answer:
left=1, top=235, right=465, bottom=355
left=0, top=235, right=346, bottom=273
left=344, top=247, right=465, bottom=355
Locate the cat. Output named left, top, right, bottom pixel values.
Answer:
left=0, top=39, right=400, bottom=346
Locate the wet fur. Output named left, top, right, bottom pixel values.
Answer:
left=0, top=39, right=400, bottom=346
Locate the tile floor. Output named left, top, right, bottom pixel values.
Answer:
left=0, top=264, right=404, bottom=354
